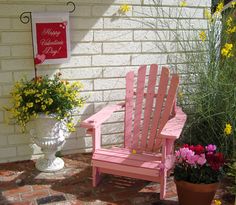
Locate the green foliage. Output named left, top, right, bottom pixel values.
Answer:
left=5, top=74, right=85, bottom=132
left=179, top=5, right=236, bottom=159
left=226, top=160, right=236, bottom=195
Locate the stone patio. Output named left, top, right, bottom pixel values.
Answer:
left=0, top=153, right=234, bottom=205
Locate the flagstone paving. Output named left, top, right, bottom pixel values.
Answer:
left=0, top=153, right=234, bottom=205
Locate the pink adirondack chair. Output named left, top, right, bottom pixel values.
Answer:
left=80, top=64, right=187, bottom=199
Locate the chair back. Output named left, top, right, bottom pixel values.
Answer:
left=124, top=64, right=179, bottom=152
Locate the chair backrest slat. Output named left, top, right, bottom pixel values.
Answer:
left=124, top=71, right=135, bottom=148
left=140, top=64, right=158, bottom=150
left=153, top=73, right=179, bottom=150
left=132, top=65, right=146, bottom=149
left=146, top=67, right=169, bottom=152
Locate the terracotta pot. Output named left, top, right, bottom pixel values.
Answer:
left=175, top=180, right=219, bottom=205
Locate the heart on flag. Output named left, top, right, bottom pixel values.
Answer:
left=34, top=54, right=46, bottom=65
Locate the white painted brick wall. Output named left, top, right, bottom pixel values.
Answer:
left=0, top=0, right=211, bottom=162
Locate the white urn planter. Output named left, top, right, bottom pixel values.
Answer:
left=30, top=114, right=68, bottom=172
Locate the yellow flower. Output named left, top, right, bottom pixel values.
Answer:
left=26, top=102, right=33, bottom=108
left=214, top=199, right=222, bottom=205
left=227, top=17, right=233, bottom=27
left=179, top=1, right=187, bottom=7
left=178, top=91, right=183, bottom=99
left=204, top=9, right=212, bottom=20
left=199, top=31, right=207, bottom=42
left=132, top=149, right=137, bottom=154
left=119, top=4, right=131, bottom=13
left=224, top=123, right=232, bottom=135
left=48, top=98, right=53, bottom=105
left=41, top=105, right=46, bottom=110
left=227, top=26, right=236, bottom=34
left=221, top=43, right=233, bottom=58
left=216, top=2, right=224, bottom=14
left=231, top=2, right=236, bottom=8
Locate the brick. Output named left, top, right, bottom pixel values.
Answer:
left=21, top=190, right=49, bottom=200
left=77, top=80, right=93, bottom=91
left=102, top=134, right=124, bottom=145
left=62, top=136, right=92, bottom=150
left=1, top=59, right=33, bottom=71
left=101, top=122, right=124, bottom=134
left=71, top=43, right=102, bottom=55
left=170, top=7, right=204, bottom=19
left=0, top=46, right=10, bottom=57
left=0, top=4, right=45, bottom=17
left=134, top=30, right=170, bottom=41
left=178, top=19, right=208, bottom=29
left=11, top=18, right=31, bottom=30
left=2, top=85, right=13, bottom=97
left=17, top=144, right=42, bottom=156
left=0, top=147, right=16, bottom=158
left=94, top=30, right=132, bottom=42
left=60, top=67, right=102, bottom=79
left=7, top=133, right=30, bottom=145
left=103, top=66, right=138, bottom=77
left=142, top=42, right=177, bottom=53
left=92, top=55, right=130, bottom=66
left=0, top=72, right=13, bottom=83
left=0, top=135, right=7, bottom=146
left=70, top=17, right=103, bottom=29
left=71, top=30, right=93, bottom=42
left=132, top=54, right=167, bottom=65
left=132, top=6, right=169, bottom=18
left=1, top=32, right=32, bottom=44
left=0, top=123, right=14, bottom=134
left=103, top=42, right=141, bottom=54
left=92, top=5, right=132, bottom=17
left=94, top=78, right=125, bottom=90
left=0, top=111, right=3, bottom=123
left=103, top=89, right=125, bottom=101
left=11, top=45, right=33, bottom=57
left=60, top=56, right=91, bottom=68
left=13, top=69, right=59, bottom=81
left=3, top=186, right=32, bottom=196
left=81, top=91, right=103, bottom=102
left=46, top=5, right=91, bottom=16
left=104, top=18, right=145, bottom=29
left=0, top=18, right=11, bottom=29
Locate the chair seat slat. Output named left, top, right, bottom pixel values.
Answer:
left=94, top=148, right=162, bottom=162
left=93, top=153, right=161, bottom=169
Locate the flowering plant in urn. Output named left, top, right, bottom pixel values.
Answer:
left=174, top=144, right=225, bottom=184
left=5, top=73, right=85, bottom=172
left=6, top=73, right=85, bottom=132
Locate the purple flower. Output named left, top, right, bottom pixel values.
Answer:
left=205, top=144, right=217, bottom=153
left=197, top=154, right=206, bottom=165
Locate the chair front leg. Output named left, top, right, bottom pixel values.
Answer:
left=91, top=125, right=101, bottom=152
left=91, top=125, right=102, bottom=186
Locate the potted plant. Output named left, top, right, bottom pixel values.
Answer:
left=174, top=144, right=225, bottom=205
left=5, top=73, right=85, bottom=172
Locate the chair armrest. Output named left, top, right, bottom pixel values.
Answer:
left=80, top=102, right=125, bottom=129
left=160, top=106, right=187, bottom=140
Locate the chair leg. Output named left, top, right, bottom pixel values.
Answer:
left=92, top=166, right=101, bottom=187
left=160, top=168, right=167, bottom=200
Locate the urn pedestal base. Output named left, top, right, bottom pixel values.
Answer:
left=35, top=157, right=64, bottom=172
left=30, top=114, right=68, bottom=173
